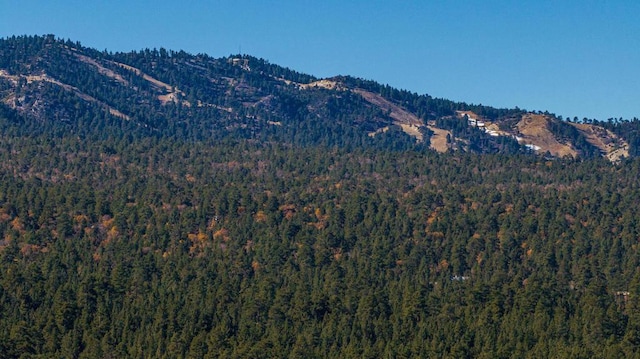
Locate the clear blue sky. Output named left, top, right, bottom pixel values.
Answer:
left=2, top=0, right=639, bottom=121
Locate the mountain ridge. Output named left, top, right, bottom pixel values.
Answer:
left=0, top=35, right=636, bottom=160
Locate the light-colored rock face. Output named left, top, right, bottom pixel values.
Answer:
left=73, top=52, right=129, bottom=86
left=0, top=69, right=131, bottom=120
left=299, top=79, right=343, bottom=90
left=112, top=62, right=191, bottom=106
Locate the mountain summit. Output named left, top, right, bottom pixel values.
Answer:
left=0, top=35, right=636, bottom=160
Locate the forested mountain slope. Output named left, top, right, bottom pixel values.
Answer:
left=0, top=35, right=638, bottom=159
left=1, top=35, right=640, bottom=358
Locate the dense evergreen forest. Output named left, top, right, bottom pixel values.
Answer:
left=2, top=112, right=640, bottom=357
left=1, top=35, right=640, bottom=358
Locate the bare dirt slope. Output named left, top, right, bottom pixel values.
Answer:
left=456, top=110, right=480, bottom=120
left=426, top=125, right=451, bottom=153
left=299, top=79, right=344, bottom=90
left=0, top=70, right=130, bottom=120
left=570, top=123, right=629, bottom=162
left=353, top=89, right=454, bottom=152
left=113, top=62, right=191, bottom=106
left=73, top=52, right=129, bottom=86
left=354, top=89, right=422, bottom=127
left=516, top=114, right=577, bottom=158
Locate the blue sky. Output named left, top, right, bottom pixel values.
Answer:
left=2, top=1, right=639, bottom=121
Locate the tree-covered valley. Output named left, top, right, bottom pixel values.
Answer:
left=1, top=35, right=640, bottom=358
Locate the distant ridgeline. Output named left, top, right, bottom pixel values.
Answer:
left=1, top=35, right=640, bottom=357
left=0, top=34, right=638, bottom=159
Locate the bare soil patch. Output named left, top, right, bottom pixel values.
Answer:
left=516, top=114, right=576, bottom=158
left=569, top=123, right=629, bottom=162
